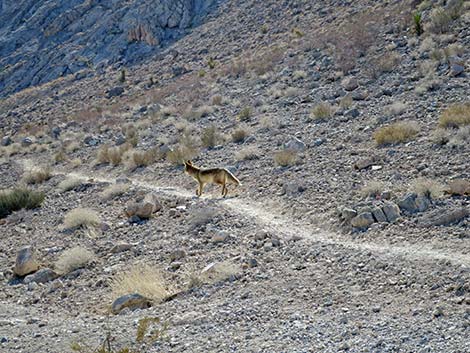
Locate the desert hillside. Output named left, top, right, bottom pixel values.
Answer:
left=0, top=0, right=469, bottom=352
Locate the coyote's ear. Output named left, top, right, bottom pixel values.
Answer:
left=186, top=160, right=192, bottom=165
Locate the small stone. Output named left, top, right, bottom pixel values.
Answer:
left=169, top=249, right=186, bottom=262
left=14, top=247, right=39, bottom=277
left=50, top=127, right=61, bottom=139
left=1, top=136, right=12, bottom=146
left=271, top=237, right=281, bottom=247
left=354, top=156, right=378, bottom=170
left=284, top=137, right=306, bottom=152
left=110, top=242, right=132, bottom=253
left=352, top=90, right=368, bottom=101
left=341, top=77, right=358, bottom=91
left=254, top=231, right=268, bottom=241
left=371, top=207, right=387, bottom=223
left=380, top=191, right=392, bottom=200
left=398, top=193, right=418, bottom=214
left=382, top=201, right=401, bottom=222
left=247, top=258, right=258, bottom=268
left=449, top=63, right=464, bottom=77
left=83, top=135, right=100, bottom=146
left=24, top=268, right=58, bottom=284
left=415, top=196, right=431, bottom=212
left=313, top=138, right=325, bottom=146
left=111, top=293, right=151, bottom=315
left=346, top=108, right=360, bottom=118
left=211, top=232, right=228, bottom=243
left=107, top=86, right=125, bottom=98
left=21, top=137, right=33, bottom=147
left=372, top=306, right=381, bottom=313
left=350, top=212, right=374, bottom=228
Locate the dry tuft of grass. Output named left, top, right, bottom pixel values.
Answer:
left=111, top=264, right=172, bottom=302
left=384, top=102, right=407, bottom=116
left=310, top=102, right=334, bottom=121
left=237, top=107, right=252, bottom=121
left=438, top=103, right=470, bottom=128
left=101, top=183, right=129, bottom=201
left=410, top=178, right=444, bottom=199
left=63, top=208, right=101, bottom=230
left=96, top=144, right=131, bottom=166
left=236, top=146, right=260, bottom=161
left=123, top=148, right=159, bottom=170
left=55, top=247, right=95, bottom=274
left=201, top=125, right=224, bottom=148
left=231, top=126, right=250, bottom=143
left=167, top=144, right=198, bottom=165
left=274, top=149, right=298, bottom=167
left=22, top=166, right=52, bottom=185
left=373, top=122, right=419, bottom=146
left=57, top=176, right=84, bottom=193
left=447, top=179, right=470, bottom=196
left=0, top=188, right=45, bottom=219
left=360, top=181, right=385, bottom=199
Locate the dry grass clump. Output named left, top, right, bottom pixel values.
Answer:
left=360, top=181, right=385, bottom=199
left=167, top=144, right=198, bottom=165
left=123, top=148, right=159, bottom=170
left=237, top=107, right=252, bottom=121
left=373, top=121, right=419, bottom=146
left=111, top=264, right=172, bottom=302
left=63, top=208, right=101, bottom=230
left=96, top=144, right=131, bottom=166
left=54, top=149, right=67, bottom=164
left=369, top=52, right=401, bottom=78
left=438, top=103, right=470, bottom=128
left=0, top=188, right=45, bottom=218
left=447, top=179, right=470, bottom=196
left=22, top=166, right=52, bottom=184
left=293, top=70, right=307, bottom=80
left=57, top=176, right=84, bottom=192
left=123, top=124, right=139, bottom=146
left=448, top=126, right=470, bottom=147
left=427, top=2, right=464, bottom=34
left=101, top=183, right=129, bottom=201
left=410, top=178, right=444, bottom=199
left=310, top=102, right=334, bottom=121
left=201, top=125, right=224, bottom=148
left=339, top=95, right=353, bottom=109
left=231, top=126, right=250, bottom=143
left=384, top=102, right=407, bottom=116
left=183, top=105, right=214, bottom=121
left=236, top=146, right=260, bottom=161
left=55, top=247, right=95, bottom=274
left=430, top=128, right=450, bottom=146
left=274, top=149, right=298, bottom=167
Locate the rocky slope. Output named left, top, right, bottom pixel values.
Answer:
left=0, top=0, right=218, bottom=97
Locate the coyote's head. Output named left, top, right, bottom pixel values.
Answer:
left=184, top=160, right=194, bottom=174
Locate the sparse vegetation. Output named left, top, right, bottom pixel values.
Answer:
left=274, top=149, right=297, bottom=167
left=438, top=103, right=470, bottom=128
left=101, top=183, right=129, bottom=201
left=63, top=208, right=101, bottom=230
left=373, top=122, right=419, bottom=146
left=110, top=264, right=172, bottom=302
left=414, top=12, right=423, bottom=36
left=96, top=144, right=131, bottom=166
left=123, top=148, right=159, bottom=170
left=427, top=1, right=464, bottom=34
left=236, top=146, right=260, bottom=161
left=0, top=188, right=45, bottom=218
left=167, top=144, right=198, bottom=165
left=201, top=125, right=223, bottom=148
left=22, top=166, right=51, bottom=184
left=55, top=246, right=95, bottom=274
left=410, top=178, right=444, bottom=199
left=57, top=176, right=84, bottom=192
left=310, top=102, right=334, bottom=121
left=231, top=126, right=249, bottom=143
left=237, top=107, right=252, bottom=121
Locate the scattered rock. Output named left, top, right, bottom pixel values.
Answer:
left=371, top=207, right=387, bottom=223
left=107, top=86, right=125, bottom=98
left=354, top=156, right=378, bottom=170
left=83, top=135, right=101, bottom=146
left=169, top=249, right=186, bottom=262
left=340, top=208, right=357, bottom=222
left=1, top=136, right=12, bottom=146
left=341, top=77, right=358, bottom=91
left=424, top=208, right=469, bottom=227
left=110, top=242, right=133, bottom=253
left=14, top=247, right=39, bottom=277
left=24, top=268, right=58, bottom=284
left=284, top=137, right=306, bottom=152
left=111, top=293, right=151, bottom=315
left=398, top=193, right=419, bottom=214
left=382, top=201, right=401, bottom=223
left=125, top=194, right=162, bottom=219
left=21, top=137, right=33, bottom=147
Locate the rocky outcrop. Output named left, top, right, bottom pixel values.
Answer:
left=0, top=0, right=218, bottom=97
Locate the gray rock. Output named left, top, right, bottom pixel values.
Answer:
left=371, top=207, right=387, bottom=223
left=284, top=137, right=306, bottom=152
left=50, top=127, right=61, bottom=139
left=398, top=193, right=418, bottom=213
left=340, top=208, right=357, bottom=221
left=346, top=108, right=360, bottom=118
left=313, top=138, right=325, bottom=146
left=352, top=91, right=368, bottom=101
left=107, top=86, right=125, bottom=98
left=111, top=293, right=151, bottom=315
left=341, top=77, right=358, bottom=91
left=382, top=201, right=401, bottom=222
left=1, top=136, right=12, bottom=146
left=110, top=242, right=133, bottom=253
left=83, top=135, right=101, bottom=146
left=350, top=212, right=374, bottom=228
left=21, top=137, right=33, bottom=147
left=283, top=181, right=306, bottom=196
left=424, top=208, right=469, bottom=226
left=24, top=268, right=58, bottom=284
left=14, top=247, right=39, bottom=277
left=450, top=63, right=464, bottom=77
left=415, top=196, right=431, bottom=212
left=169, top=249, right=186, bottom=262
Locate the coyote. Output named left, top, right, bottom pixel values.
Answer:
left=184, top=160, right=240, bottom=197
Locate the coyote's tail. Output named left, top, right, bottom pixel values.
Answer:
left=225, top=169, right=241, bottom=185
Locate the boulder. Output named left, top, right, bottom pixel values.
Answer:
left=340, top=208, right=357, bottom=222
left=350, top=212, right=374, bottom=228
left=24, top=268, right=58, bottom=284
left=111, top=293, right=151, bottom=314
left=371, top=207, right=387, bottom=223
left=1, top=136, right=12, bottom=146
left=14, top=247, right=39, bottom=277
left=382, top=201, right=401, bottom=222
left=397, top=193, right=418, bottom=213
left=284, top=137, right=306, bottom=152
left=424, top=208, right=469, bottom=227
left=341, top=77, right=358, bottom=91
left=415, top=196, right=431, bottom=212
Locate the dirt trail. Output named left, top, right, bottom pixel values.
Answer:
left=60, top=170, right=470, bottom=268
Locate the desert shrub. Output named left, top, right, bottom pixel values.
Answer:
left=373, top=122, right=419, bottom=145
left=22, top=166, right=51, bottom=184
left=110, top=264, right=172, bottom=302
left=167, top=144, right=197, bottom=165
left=55, top=247, right=95, bottom=274
left=237, top=107, right=252, bottom=121
left=438, top=103, right=470, bottom=128
left=410, top=178, right=444, bottom=199
left=339, top=95, right=353, bottom=109
left=236, top=146, right=260, bottom=161
left=200, top=125, right=223, bottom=148
left=96, top=144, right=131, bottom=166
left=369, top=52, right=401, bottom=78
left=293, top=70, right=307, bottom=80
left=448, top=126, right=470, bottom=148
left=54, top=149, right=67, bottom=164
left=183, top=105, right=214, bottom=121
left=123, top=148, right=159, bottom=170
left=414, top=12, right=423, bottom=36
left=310, top=102, right=334, bottom=121
left=231, top=127, right=249, bottom=143
left=63, top=208, right=101, bottom=230
left=447, top=179, right=470, bottom=196
left=57, top=176, right=84, bottom=193
left=123, top=124, right=139, bottom=147
left=101, top=184, right=129, bottom=201
left=274, top=149, right=297, bottom=167
left=360, top=181, right=385, bottom=199
left=384, top=102, right=408, bottom=116
left=427, top=1, right=464, bottom=34
left=211, top=95, right=223, bottom=106
left=430, top=128, right=450, bottom=145
left=0, top=188, right=45, bottom=218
